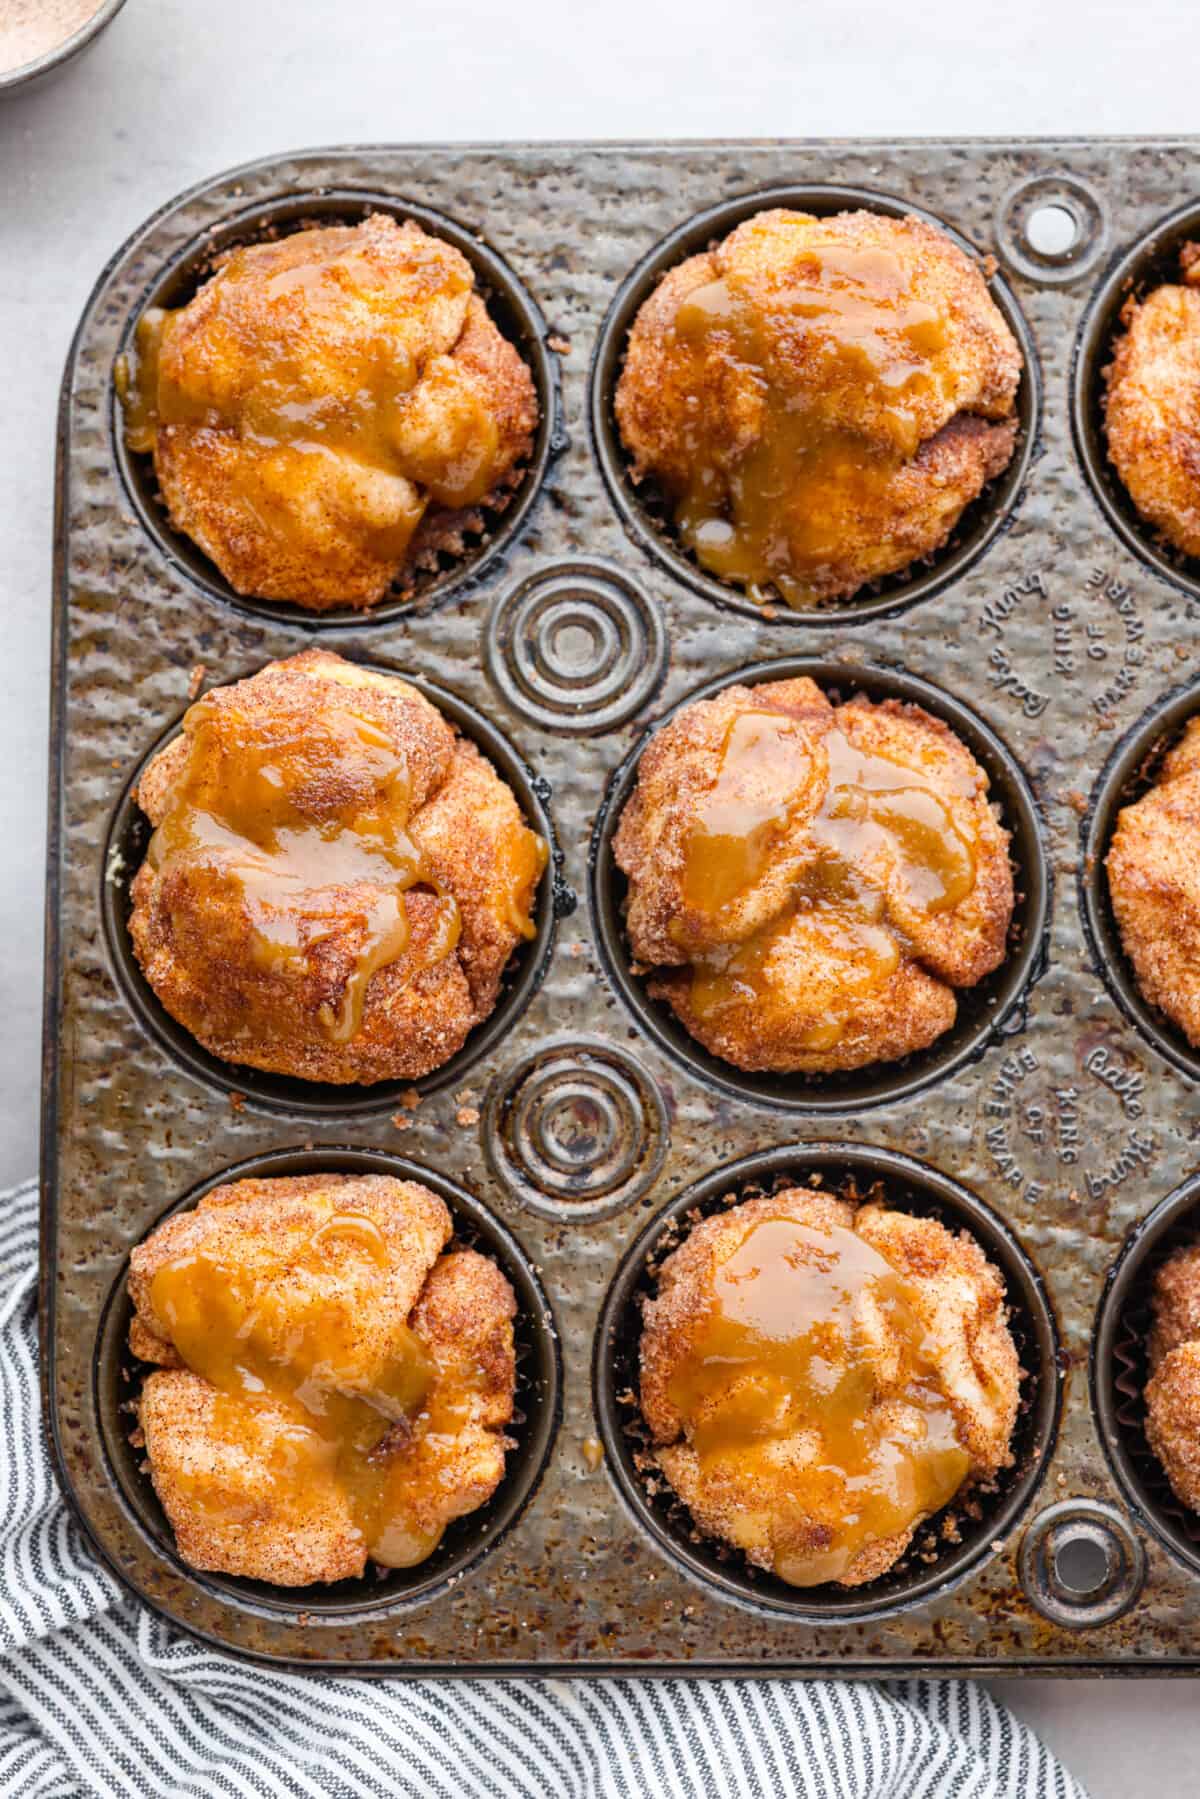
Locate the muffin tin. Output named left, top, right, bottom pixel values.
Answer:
left=40, top=140, right=1200, bottom=1675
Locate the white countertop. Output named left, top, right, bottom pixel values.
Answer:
left=3, top=2, right=1197, bottom=1788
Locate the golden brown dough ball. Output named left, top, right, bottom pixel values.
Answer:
left=129, top=649, right=546, bottom=1084
left=612, top=676, right=1013, bottom=1074
left=1107, top=716, right=1200, bottom=1047
left=1143, top=1237, right=1200, bottom=1515
left=119, top=214, right=537, bottom=610
left=615, top=208, right=1021, bottom=608
left=638, top=1187, right=1020, bottom=1587
left=1104, top=246, right=1200, bottom=560
left=130, top=1172, right=517, bottom=1585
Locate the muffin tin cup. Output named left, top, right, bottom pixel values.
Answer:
left=111, top=188, right=563, bottom=630
left=48, top=139, right=1200, bottom=1676
left=589, top=183, right=1041, bottom=627
left=92, top=1146, right=562, bottom=1628
left=593, top=1143, right=1061, bottom=1624
left=99, top=659, right=563, bottom=1120
left=589, top=656, right=1051, bottom=1114
left=1079, top=676, right=1200, bottom=1083
left=1092, top=1173, right=1200, bottom=1580
left=1072, top=198, right=1200, bottom=604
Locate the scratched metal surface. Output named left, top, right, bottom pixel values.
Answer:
left=41, top=140, right=1200, bottom=1674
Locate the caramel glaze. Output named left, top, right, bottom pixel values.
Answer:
left=148, top=1215, right=475, bottom=1568
left=667, top=1215, right=970, bottom=1586
left=117, top=309, right=164, bottom=454
left=667, top=243, right=949, bottom=606
left=680, top=709, right=976, bottom=1046
left=146, top=695, right=462, bottom=1047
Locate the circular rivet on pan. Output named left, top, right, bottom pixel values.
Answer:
left=485, top=559, right=666, bottom=734
left=484, top=1035, right=668, bottom=1219
left=1018, top=1500, right=1145, bottom=1628
left=998, top=174, right=1107, bottom=285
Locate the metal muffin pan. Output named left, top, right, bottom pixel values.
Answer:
left=40, top=139, right=1200, bottom=1675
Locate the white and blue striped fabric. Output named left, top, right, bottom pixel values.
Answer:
left=0, top=1180, right=1085, bottom=1799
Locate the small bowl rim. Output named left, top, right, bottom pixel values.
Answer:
left=0, top=0, right=127, bottom=91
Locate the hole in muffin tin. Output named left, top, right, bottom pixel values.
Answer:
left=1071, top=198, right=1200, bottom=602
left=99, top=660, right=561, bottom=1120
left=1017, top=1501, right=1145, bottom=1629
left=112, top=189, right=561, bottom=628
left=1079, top=677, right=1200, bottom=1082
left=997, top=175, right=1107, bottom=286
left=589, top=183, right=1040, bottom=627
left=1027, top=206, right=1080, bottom=259
left=1092, top=1170, right=1200, bottom=1580
left=593, top=1142, right=1060, bottom=1623
left=93, top=1146, right=561, bottom=1625
left=589, top=657, right=1051, bottom=1115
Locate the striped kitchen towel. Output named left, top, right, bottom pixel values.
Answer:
left=0, top=1181, right=1086, bottom=1799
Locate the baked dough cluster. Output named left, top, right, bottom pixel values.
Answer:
left=1107, top=716, right=1200, bottom=1047
left=129, top=649, right=546, bottom=1084
left=1145, top=1240, right=1200, bottom=1512
left=130, top=1173, right=517, bottom=1585
left=613, top=676, right=1014, bottom=1074
left=639, top=1186, right=1020, bottom=1587
left=1104, top=245, right=1200, bottom=560
left=615, top=208, right=1022, bottom=608
left=119, top=214, right=537, bottom=610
